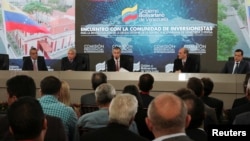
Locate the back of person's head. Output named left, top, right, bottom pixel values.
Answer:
left=146, top=93, right=189, bottom=137
left=177, top=93, right=205, bottom=129
left=95, top=83, right=116, bottom=105
left=6, top=75, right=36, bottom=100
left=91, top=72, right=107, bottom=90
left=243, top=72, right=250, bottom=93
left=201, top=77, right=214, bottom=97
left=109, top=94, right=138, bottom=126
left=174, top=87, right=195, bottom=98
left=123, top=85, right=144, bottom=108
left=138, top=73, right=154, bottom=92
left=187, top=77, right=204, bottom=97
left=58, top=80, right=71, bottom=106
left=7, top=97, right=46, bottom=140
left=40, top=76, right=61, bottom=95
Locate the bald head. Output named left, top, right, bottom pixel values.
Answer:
left=146, top=93, right=189, bottom=137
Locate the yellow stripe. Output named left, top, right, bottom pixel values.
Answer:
left=2, top=0, right=25, bottom=14
left=122, top=5, right=138, bottom=16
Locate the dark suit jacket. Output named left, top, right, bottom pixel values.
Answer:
left=201, top=96, right=224, bottom=122
left=173, top=56, right=197, bottom=73
left=61, top=56, right=86, bottom=71
left=22, top=56, right=48, bottom=71
left=140, top=93, right=154, bottom=108
left=80, top=92, right=97, bottom=106
left=232, top=96, right=250, bottom=109
left=134, top=107, right=154, bottom=140
left=80, top=123, right=149, bottom=141
left=228, top=102, right=250, bottom=124
left=106, top=56, right=133, bottom=72
left=0, top=114, right=67, bottom=141
left=161, top=135, right=193, bottom=141
left=186, top=128, right=207, bottom=141
left=221, top=60, right=250, bottom=74
left=233, top=111, right=250, bottom=124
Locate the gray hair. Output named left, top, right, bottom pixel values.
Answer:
left=109, top=94, right=138, bottom=126
left=95, top=83, right=116, bottom=105
left=68, top=47, right=76, bottom=54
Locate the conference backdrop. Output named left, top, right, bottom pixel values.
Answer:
left=76, top=0, right=217, bottom=72
left=0, top=0, right=249, bottom=72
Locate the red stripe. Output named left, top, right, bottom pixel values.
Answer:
left=5, top=21, right=49, bottom=33
left=123, top=14, right=138, bottom=22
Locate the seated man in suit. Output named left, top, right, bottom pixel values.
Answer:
left=61, top=48, right=86, bottom=71
left=80, top=72, right=107, bottom=108
left=221, top=49, right=250, bottom=74
left=201, top=77, right=224, bottom=123
left=22, top=47, right=48, bottom=71
left=7, top=97, right=47, bottom=141
left=232, top=72, right=250, bottom=109
left=173, top=47, right=197, bottom=73
left=106, top=46, right=133, bottom=72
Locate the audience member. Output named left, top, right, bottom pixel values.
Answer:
left=138, top=73, right=155, bottom=108
left=187, top=77, right=218, bottom=130
left=77, top=83, right=138, bottom=135
left=145, top=93, right=192, bottom=141
left=122, top=85, right=154, bottom=140
left=7, top=97, right=47, bottom=141
left=81, top=94, right=149, bottom=141
left=59, top=80, right=81, bottom=117
left=80, top=72, right=107, bottom=107
left=175, top=88, right=207, bottom=141
left=61, top=48, right=86, bottom=71
left=228, top=78, right=250, bottom=124
left=0, top=75, right=67, bottom=141
left=173, top=47, right=197, bottom=73
left=221, top=49, right=250, bottom=74
left=201, top=77, right=224, bottom=123
left=233, top=111, right=250, bottom=125
left=39, top=76, right=77, bottom=141
left=22, top=47, right=48, bottom=71
left=231, top=72, right=250, bottom=109
left=106, top=46, right=133, bottom=72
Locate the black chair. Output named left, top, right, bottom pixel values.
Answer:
left=188, top=54, right=200, bottom=72
left=80, top=105, right=99, bottom=115
left=228, top=57, right=250, bottom=61
left=76, top=53, right=90, bottom=71
left=120, top=54, right=134, bottom=72
left=0, top=54, right=9, bottom=70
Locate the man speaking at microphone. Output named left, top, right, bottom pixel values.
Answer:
left=106, top=46, right=133, bottom=72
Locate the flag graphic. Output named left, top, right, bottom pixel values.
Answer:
left=2, top=0, right=49, bottom=33
left=95, top=61, right=106, bottom=71
left=122, top=5, right=138, bottom=23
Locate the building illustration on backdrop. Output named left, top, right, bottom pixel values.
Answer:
left=0, top=0, right=75, bottom=61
